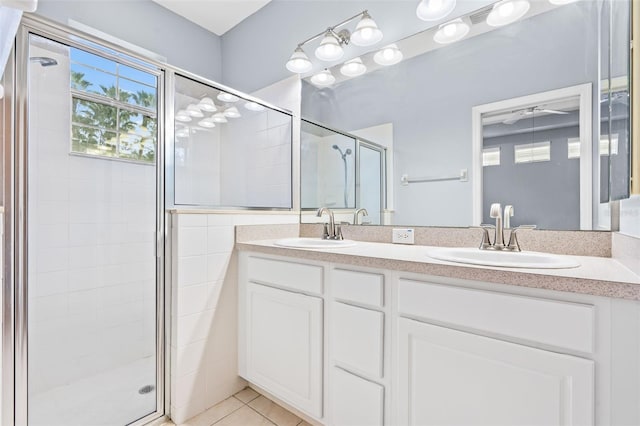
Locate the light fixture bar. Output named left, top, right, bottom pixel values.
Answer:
left=295, top=10, right=372, bottom=49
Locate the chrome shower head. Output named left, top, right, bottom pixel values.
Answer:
left=332, top=145, right=352, bottom=159
left=30, top=57, right=58, bottom=67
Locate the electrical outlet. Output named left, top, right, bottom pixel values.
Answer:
left=392, top=228, right=415, bottom=244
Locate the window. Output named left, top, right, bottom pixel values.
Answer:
left=567, top=135, right=618, bottom=159
left=482, top=146, right=501, bottom=167
left=70, top=47, right=158, bottom=163
left=514, top=141, right=551, bottom=164
left=567, top=138, right=581, bottom=159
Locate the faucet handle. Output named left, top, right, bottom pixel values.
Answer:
left=322, top=223, right=330, bottom=240
left=335, top=224, right=344, bottom=240
left=475, top=224, right=495, bottom=249
left=506, top=225, right=536, bottom=251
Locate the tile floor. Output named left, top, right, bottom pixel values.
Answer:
left=164, top=387, right=312, bottom=426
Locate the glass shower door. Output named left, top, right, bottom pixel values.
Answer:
left=24, top=33, right=161, bottom=426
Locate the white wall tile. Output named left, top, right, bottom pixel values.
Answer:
left=206, top=253, right=231, bottom=283
left=207, top=226, right=235, bottom=254
left=178, top=214, right=208, bottom=228
left=36, top=248, right=69, bottom=273
left=178, top=227, right=208, bottom=257
left=207, top=214, right=234, bottom=227
left=175, top=340, right=207, bottom=377
left=177, top=283, right=209, bottom=316
left=177, top=255, right=208, bottom=287
left=33, top=271, right=68, bottom=297
left=174, top=309, right=214, bottom=348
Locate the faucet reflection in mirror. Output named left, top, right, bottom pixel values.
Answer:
left=480, top=203, right=536, bottom=251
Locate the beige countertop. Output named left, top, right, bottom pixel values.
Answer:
left=237, top=239, right=640, bottom=301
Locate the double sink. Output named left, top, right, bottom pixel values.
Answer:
left=273, top=238, right=580, bottom=270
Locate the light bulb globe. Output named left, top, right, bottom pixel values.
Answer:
left=416, top=0, right=457, bottom=21
left=315, top=33, right=344, bottom=61
left=486, top=0, right=530, bottom=26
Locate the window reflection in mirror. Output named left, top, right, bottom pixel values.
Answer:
left=481, top=98, right=581, bottom=230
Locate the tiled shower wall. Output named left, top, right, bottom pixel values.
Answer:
left=28, top=39, right=156, bottom=395
left=169, top=212, right=298, bottom=423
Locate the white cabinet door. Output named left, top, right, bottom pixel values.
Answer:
left=246, top=282, right=324, bottom=418
left=397, top=318, right=594, bottom=426
left=331, top=367, right=384, bottom=426
left=332, top=302, right=384, bottom=378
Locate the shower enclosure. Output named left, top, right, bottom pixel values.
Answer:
left=3, top=17, right=165, bottom=426
left=300, top=119, right=386, bottom=223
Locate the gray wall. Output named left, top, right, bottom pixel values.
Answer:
left=301, top=3, right=600, bottom=228
left=220, top=0, right=495, bottom=93
left=482, top=125, right=580, bottom=231
left=35, top=0, right=223, bottom=81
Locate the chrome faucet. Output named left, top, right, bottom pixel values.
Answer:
left=317, top=207, right=342, bottom=240
left=480, top=203, right=535, bottom=251
left=489, top=203, right=505, bottom=249
left=504, top=205, right=514, bottom=230
left=354, top=208, right=369, bottom=225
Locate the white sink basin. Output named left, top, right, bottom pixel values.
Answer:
left=427, top=247, right=580, bottom=269
left=274, top=237, right=357, bottom=249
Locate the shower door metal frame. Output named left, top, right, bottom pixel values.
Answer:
left=12, top=16, right=167, bottom=426
left=355, top=139, right=387, bottom=224
left=2, top=45, right=17, bottom=426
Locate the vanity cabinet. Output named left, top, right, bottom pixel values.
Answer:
left=239, top=255, right=324, bottom=418
left=238, top=250, right=638, bottom=426
left=396, top=277, right=595, bottom=426
left=397, top=317, right=594, bottom=425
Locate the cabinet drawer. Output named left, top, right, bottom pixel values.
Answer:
left=332, top=268, right=384, bottom=307
left=398, top=279, right=594, bottom=354
left=331, top=367, right=384, bottom=426
left=247, top=255, right=323, bottom=295
left=332, top=302, right=384, bottom=378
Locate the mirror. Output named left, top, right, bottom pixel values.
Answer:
left=300, top=0, right=631, bottom=230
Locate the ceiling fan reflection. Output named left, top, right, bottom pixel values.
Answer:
left=502, top=106, right=569, bottom=125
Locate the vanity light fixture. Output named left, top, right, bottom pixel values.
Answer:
left=433, top=17, right=470, bottom=44
left=198, top=97, right=217, bottom=112
left=198, top=118, right=216, bottom=128
left=217, top=92, right=239, bottom=103
left=244, top=101, right=266, bottom=112
left=374, top=44, right=403, bottom=66
left=186, top=104, right=204, bottom=118
left=286, top=10, right=384, bottom=74
left=315, top=31, right=344, bottom=61
left=548, top=0, right=578, bottom=4
left=310, top=69, right=336, bottom=87
left=286, top=46, right=313, bottom=73
left=350, top=12, right=384, bottom=46
left=211, top=112, right=228, bottom=123
left=340, top=57, right=367, bottom=77
left=416, top=0, right=457, bottom=21
left=175, top=110, right=192, bottom=122
left=223, top=106, right=242, bottom=118
left=486, top=0, right=531, bottom=27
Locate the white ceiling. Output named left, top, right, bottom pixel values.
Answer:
left=151, top=0, right=272, bottom=36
